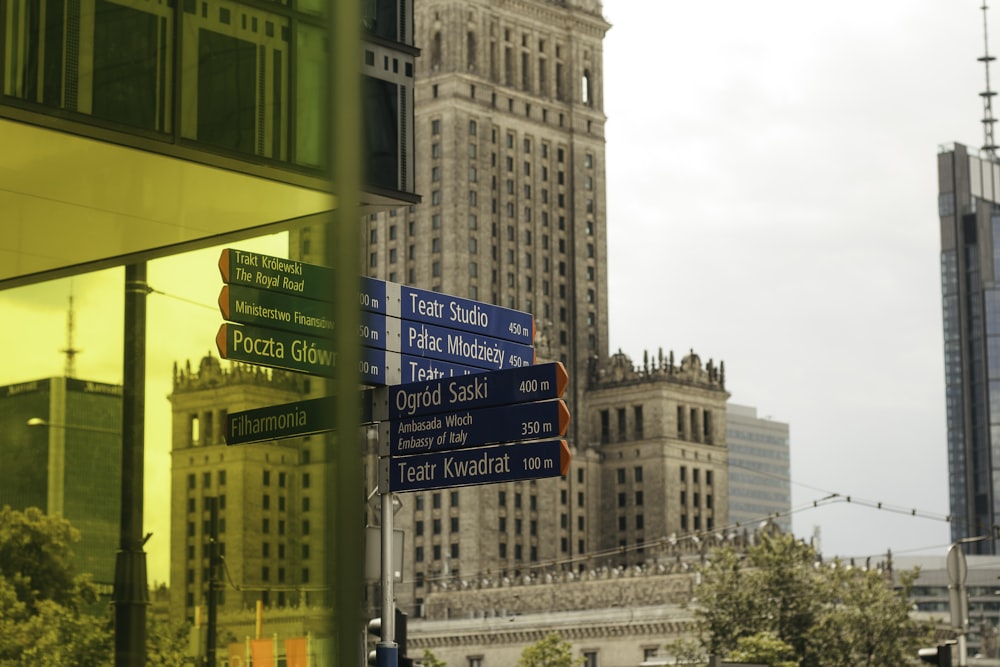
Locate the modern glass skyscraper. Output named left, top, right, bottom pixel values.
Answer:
left=937, top=143, right=1000, bottom=552
left=726, top=403, right=791, bottom=534
left=0, top=377, right=122, bottom=587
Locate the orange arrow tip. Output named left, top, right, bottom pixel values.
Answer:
left=218, top=248, right=230, bottom=282
left=216, top=324, right=228, bottom=358
left=557, top=400, right=570, bottom=436
left=554, top=361, right=568, bottom=398
left=218, top=285, right=229, bottom=319
left=559, top=440, right=571, bottom=476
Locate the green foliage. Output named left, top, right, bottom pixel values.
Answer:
left=0, top=506, right=190, bottom=666
left=516, top=632, right=583, bottom=667
left=727, top=632, right=797, bottom=667
left=664, top=636, right=705, bottom=665
left=0, top=505, right=83, bottom=611
left=694, top=533, right=930, bottom=667
left=146, top=613, right=192, bottom=667
left=420, top=647, right=448, bottom=667
left=0, top=506, right=114, bottom=666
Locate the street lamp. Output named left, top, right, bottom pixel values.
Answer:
left=26, top=417, right=120, bottom=435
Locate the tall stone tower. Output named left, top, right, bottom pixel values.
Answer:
left=358, top=0, right=612, bottom=614
left=168, top=356, right=329, bottom=626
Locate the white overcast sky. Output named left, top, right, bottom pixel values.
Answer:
left=0, top=0, right=989, bottom=582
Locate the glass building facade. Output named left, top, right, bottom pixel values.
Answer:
left=0, top=377, right=123, bottom=588
left=2, top=0, right=413, bottom=188
left=937, top=143, right=1000, bottom=553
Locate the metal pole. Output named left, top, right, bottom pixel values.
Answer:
left=206, top=496, right=220, bottom=666
left=114, top=262, right=149, bottom=666
left=328, top=0, right=363, bottom=664
left=380, top=488, right=397, bottom=665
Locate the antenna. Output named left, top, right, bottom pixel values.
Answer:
left=60, top=290, right=82, bottom=378
left=980, top=3, right=998, bottom=157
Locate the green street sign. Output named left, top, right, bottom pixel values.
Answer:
left=218, top=248, right=335, bottom=301
left=216, top=322, right=337, bottom=376
left=219, top=284, right=335, bottom=336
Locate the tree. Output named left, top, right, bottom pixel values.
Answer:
left=146, top=613, right=192, bottom=667
left=517, top=632, right=583, bottom=667
left=0, top=505, right=83, bottom=610
left=693, top=533, right=929, bottom=667
left=0, top=506, right=113, bottom=666
left=803, top=566, right=929, bottom=667
left=694, top=533, right=822, bottom=660
left=727, top=632, right=797, bottom=667
left=420, top=648, right=447, bottom=667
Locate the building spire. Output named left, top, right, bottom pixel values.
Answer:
left=60, top=290, right=82, bottom=378
left=980, top=3, right=998, bottom=157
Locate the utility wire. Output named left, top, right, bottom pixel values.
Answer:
left=146, top=285, right=217, bottom=312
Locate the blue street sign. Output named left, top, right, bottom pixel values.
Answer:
left=379, top=362, right=568, bottom=420
left=381, top=399, right=569, bottom=457
left=363, top=347, right=482, bottom=386
left=359, top=312, right=533, bottom=371
left=381, top=439, right=571, bottom=492
left=361, top=276, right=533, bottom=345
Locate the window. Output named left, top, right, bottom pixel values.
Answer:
left=617, top=492, right=626, bottom=507
left=583, top=651, right=598, bottom=667
left=616, top=468, right=625, bottom=484
left=635, top=491, right=644, bottom=506
left=706, top=470, right=714, bottom=485
left=634, top=466, right=643, bottom=483
left=432, top=119, right=441, bottom=134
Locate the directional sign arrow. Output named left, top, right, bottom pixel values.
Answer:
left=225, top=396, right=376, bottom=445
left=361, top=276, right=534, bottom=345
left=381, top=399, right=569, bottom=457
left=381, top=439, right=571, bottom=492
left=219, top=284, right=335, bottom=336
left=378, top=362, right=569, bottom=421
left=360, top=312, right=534, bottom=371
left=219, top=248, right=332, bottom=301
left=218, top=248, right=534, bottom=344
